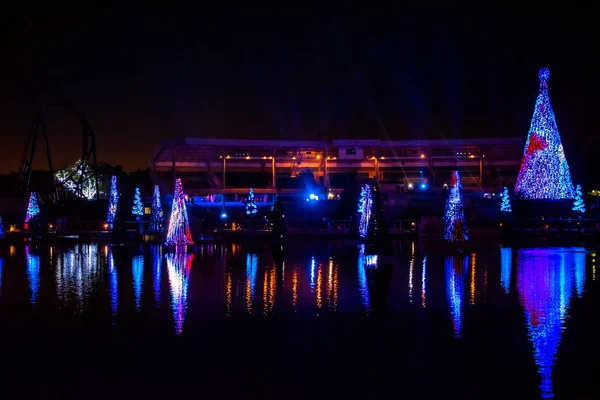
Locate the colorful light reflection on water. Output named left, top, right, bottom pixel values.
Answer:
left=516, top=247, right=586, bottom=399
left=0, top=242, right=594, bottom=398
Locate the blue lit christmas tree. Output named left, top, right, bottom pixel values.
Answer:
left=443, top=171, right=468, bottom=242
left=246, top=188, right=257, bottom=216
left=514, top=67, right=575, bottom=200
left=24, top=192, right=40, bottom=225
left=357, top=183, right=372, bottom=238
left=500, top=187, right=512, bottom=213
left=106, top=175, right=119, bottom=228
left=132, top=187, right=144, bottom=221
left=150, top=185, right=164, bottom=232
left=165, top=178, right=194, bottom=246
left=572, top=184, right=585, bottom=214
left=0, top=213, right=5, bottom=239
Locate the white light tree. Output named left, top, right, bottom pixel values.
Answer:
left=55, top=159, right=99, bottom=199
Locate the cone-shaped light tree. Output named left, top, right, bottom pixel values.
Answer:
left=0, top=213, right=5, bottom=239
left=150, top=185, right=164, bottom=232
left=246, top=188, right=257, bottom=216
left=357, top=183, right=373, bottom=238
left=132, top=187, right=144, bottom=221
left=165, top=178, right=194, bottom=246
left=24, top=192, right=40, bottom=224
left=514, top=67, right=575, bottom=199
left=106, top=175, right=119, bottom=228
left=500, top=187, right=512, bottom=213
left=443, top=171, right=468, bottom=242
left=572, top=184, right=585, bottom=214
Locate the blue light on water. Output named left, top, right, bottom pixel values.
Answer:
left=445, top=255, right=467, bottom=337
left=246, top=254, right=257, bottom=313
left=132, top=255, right=144, bottom=311
left=500, top=248, right=512, bottom=294
left=108, top=249, right=118, bottom=322
left=25, top=246, right=40, bottom=306
left=517, top=248, right=587, bottom=399
left=357, top=244, right=371, bottom=313
left=151, top=245, right=162, bottom=307
left=310, top=256, right=316, bottom=291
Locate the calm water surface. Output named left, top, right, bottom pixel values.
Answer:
left=0, top=241, right=597, bottom=399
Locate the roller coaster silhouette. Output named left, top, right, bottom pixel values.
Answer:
left=19, top=102, right=99, bottom=205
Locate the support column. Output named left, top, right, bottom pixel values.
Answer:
left=271, top=157, right=276, bottom=190
left=324, top=145, right=329, bottom=189
left=222, top=157, right=227, bottom=190
left=479, top=156, right=483, bottom=186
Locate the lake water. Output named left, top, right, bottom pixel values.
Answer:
left=0, top=241, right=596, bottom=399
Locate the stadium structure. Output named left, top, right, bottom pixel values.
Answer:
left=149, top=137, right=523, bottom=197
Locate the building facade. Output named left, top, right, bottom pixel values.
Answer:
left=149, top=137, right=523, bottom=195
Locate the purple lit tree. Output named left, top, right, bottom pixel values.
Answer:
left=150, top=185, right=164, bottom=232
left=165, top=178, right=194, bottom=246
left=443, top=171, right=468, bottom=242
left=514, top=67, right=575, bottom=199
left=24, top=192, right=40, bottom=227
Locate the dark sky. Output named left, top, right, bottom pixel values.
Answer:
left=1, top=11, right=598, bottom=184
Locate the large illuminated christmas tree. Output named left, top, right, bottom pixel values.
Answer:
left=106, top=175, right=119, bottom=228
left=24, top=192, right=40, bottom=225
left=165, top=178, right=194, bottom=246
left=150, top=185, right=164, bottom=232
left=443, top=171, right=468, bottom=242
left=514, top=67, right=575, bottom=200
left=132, top=187, right=144, bottom=221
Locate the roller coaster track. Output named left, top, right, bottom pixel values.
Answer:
left=19, top=102, right=99, bottom=204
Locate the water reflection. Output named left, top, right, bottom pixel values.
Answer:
left=357, top=245, right=371, bottom=313
left=0, top=257, right=3, bottom=295
left=500, top=247, right=512, bottom=294
left=263, top=263, right=276, bottom=315
left=327, top=259, right=338, bottom=312
left=132, top=255, right=144, bottom=311
left=151, top=245, right=162, bottom=307
left=445, top=255, right=467, bottom=337
left=107, top=246, right=118, bottom=323
left=246, top=254, right=257, bottom=314
left=516, top=248, right=587, bottom=399
left=56, top=244, right=100, bottom=311
left=166, top=250, right=194, bottom=335
left=26, top=246, right=40, bottom=306
left=421, top=256, right=427, bottom=308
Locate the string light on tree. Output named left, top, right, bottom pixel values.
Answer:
left=106, top=175, right=119, bottom=227
left=443, top=171, right=468, bottom=242
left=25, top=192, right=40, bottom=224
left=132, top=187, right=144, bottom=221
left=150, top=185, right=164, bottom=232
left=246, top=188, right=257, bottom=216
left=357, top=183, right=373, bottom=238
left=500, top=187, right=512, bottom=213
left=55, top=159, right=99, bottom=200
left=572, top=184, right=585, bottom=214
left=165, top=178, right=194, bottom=246
left=514, top=67, right=575, bottom=199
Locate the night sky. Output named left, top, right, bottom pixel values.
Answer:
left=1, top=12, right=598, bottom=184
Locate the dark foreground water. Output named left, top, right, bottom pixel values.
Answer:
left=0, top=240, right=597, bottom=399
